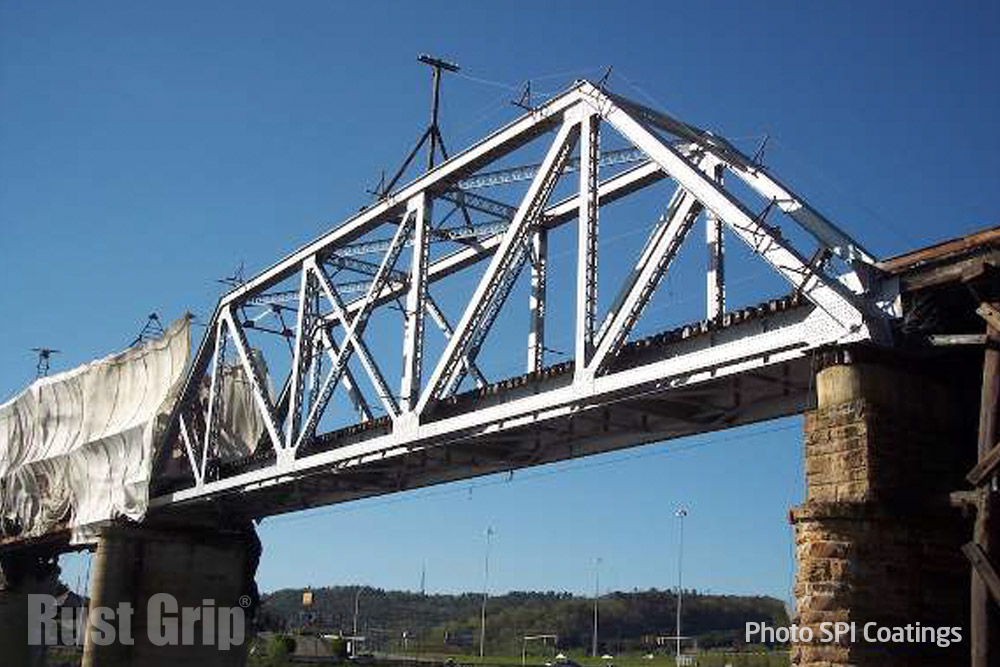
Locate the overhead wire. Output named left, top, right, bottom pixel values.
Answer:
left=455, top=65, right=611, bottom=102
left=764, top=135, right=920, bottom=249
left=262, top=420, right=800, bottom=527
left=448, top=91, right=519, bottom=147
left=454, top=70, right=521, bottom=93
left=610, top=68, right=694, bottom=132
left=614, top=64, right=911, bottom=256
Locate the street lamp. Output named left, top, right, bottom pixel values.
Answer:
left=480, top=527, right=494, bottom=658
left=675, top=507, right=688, bottom=662
left=592, top=557, right=602, bottom=657
left=353, top=586, right=364, bottom=657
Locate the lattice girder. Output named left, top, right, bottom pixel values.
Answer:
left=152, top=81, right=896, bottom=508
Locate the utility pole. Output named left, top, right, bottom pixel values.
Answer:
left=479, top=527, right=494, bottom=658
left=417, top=54, right=459, bottom=172
left=31, top=348, right=60, bottom=378
left=675, top=508, right=688, bottom=662
left=592, top=557, right=602, bottom=657
left=130, top=312, right=164, bottom=347
left=372, top=54, right=460, bottom=203
left=353, top=586, right=363, bottom=657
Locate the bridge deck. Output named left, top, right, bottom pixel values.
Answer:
left=150, top=294, right=815, bottom=523
left=150, top=222, right=1000, bottom=524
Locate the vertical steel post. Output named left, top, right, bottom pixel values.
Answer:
left=528, top=228, right=548, bottom=373
left=576, top=111, right=600, bottom=378
left=705, top=163, right=725, bottom=321
left=352, top=586, right=363, bottom=656
left=401, top=194, right=431, bottom=413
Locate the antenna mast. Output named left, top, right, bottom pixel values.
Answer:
left=417, top=54, right=460, bottom=172
left=31, top=348, right=61, bottom=378
left=373, top=54, right=460, bottom=198
left=131, top=312, right=165, bottom=347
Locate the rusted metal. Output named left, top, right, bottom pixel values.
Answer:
left=879, top=225, right=1000, bottom=274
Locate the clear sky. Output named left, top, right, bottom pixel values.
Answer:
left=2, top=1, right=999, bottom=602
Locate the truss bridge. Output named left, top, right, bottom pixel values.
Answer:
left=146, top=80, right=898, bottom=523
left=7, top=78, right=1000, bottom=667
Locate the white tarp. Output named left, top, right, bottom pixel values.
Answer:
left=205, top=354, right=269, bottom=462
left=0, top=317, right=190, bottom=544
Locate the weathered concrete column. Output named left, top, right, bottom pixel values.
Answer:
left=0, top=588, right=31, bottom=666
left=81, top=522, right=260, bottom=667
left=0, top=551, right=62, bottom=667
left=790, top=348, right=971, bottom=666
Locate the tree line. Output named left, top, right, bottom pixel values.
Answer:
left=259, top=586, right=789, bottom=653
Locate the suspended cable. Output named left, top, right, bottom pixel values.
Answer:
left=263, top=421, right=799, bottom=527
left=766, top=135, right=919, bottom=248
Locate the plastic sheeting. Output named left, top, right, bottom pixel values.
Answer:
left=204, top=353, right=270, bottom=463
left=0, top=317, right=190, bottom=544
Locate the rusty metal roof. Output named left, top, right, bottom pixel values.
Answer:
left=879, top=225, right=1000, bottom=274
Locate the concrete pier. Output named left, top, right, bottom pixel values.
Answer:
left=81, top=523, right=259, bottom=667
left=0, top=550, right=62, bottom=667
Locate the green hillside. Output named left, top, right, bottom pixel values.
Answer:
left=259, top=587, right=789, bottom=654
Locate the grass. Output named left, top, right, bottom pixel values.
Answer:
left=408, top=651, right=789, bottom=667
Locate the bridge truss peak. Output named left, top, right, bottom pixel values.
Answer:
left=152, top=80, right=896, bottom=513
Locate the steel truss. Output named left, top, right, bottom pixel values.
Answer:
left=152, top=81, right=897, bottom=512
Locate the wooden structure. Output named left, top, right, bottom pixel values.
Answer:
left=884, top=227, right=1000, bottom=666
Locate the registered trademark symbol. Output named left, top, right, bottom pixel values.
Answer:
left=239, top=595, right=251, bottom=608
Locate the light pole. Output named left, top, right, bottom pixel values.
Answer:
left=480, top=527, right=494, bottom=658
left=353, top=586, right=364, bottom=657
left=675, top=507, right=688, bottom=662
left=523, top=634, right=557, bottom=666
left=592, top=557, right=602, bottom=657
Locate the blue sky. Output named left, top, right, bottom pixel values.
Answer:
left=2, top=1, right=999, bottom=602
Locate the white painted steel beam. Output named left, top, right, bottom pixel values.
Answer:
left=309, top=261, right=399, bottom=430
left=575, top=110, right=600, bottom=379
left=285, top=267, right=317, bottom=448
left=154, top=81, right=890, bottom=503
left=222, top=306, right=284, bottom=453
left=400, top=194, right=431, bottom=414
left=219, top=90, right=581, bottom=306
left=318, top=327, right=373, bottom=423
left=417, top=117, right=581, bottom=413
left=589, top=186, right=703, bottom=373
left=425, top=296, right=487, bottom=388
left=154, top=303, right=840, bottom=506
left=705, top=162, right=725, bottom=320
left=528, top=228, right=548, bottom=373
left=589, top=85, right=870, bottom=339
